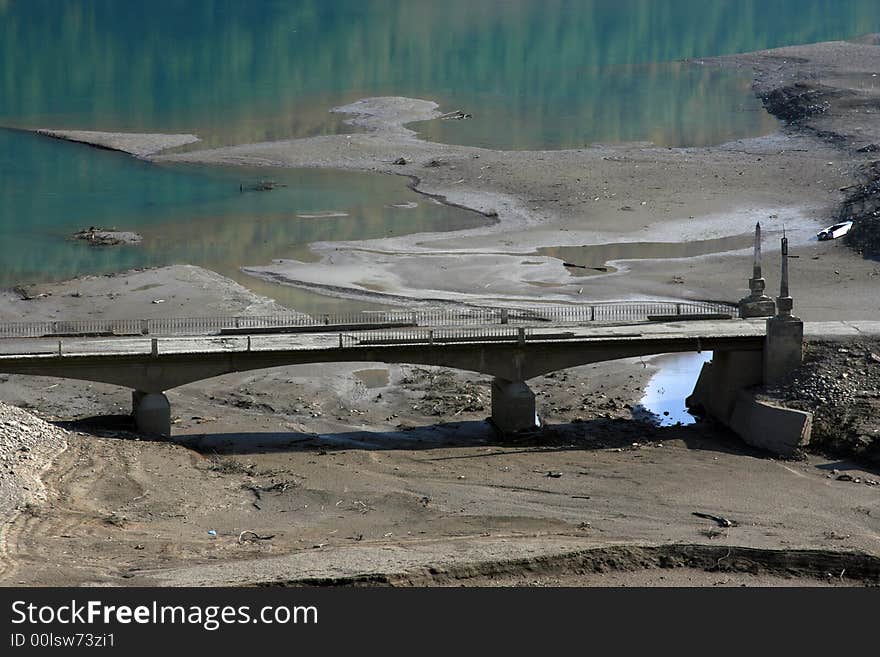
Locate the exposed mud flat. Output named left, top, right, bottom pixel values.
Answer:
left=25, top=40, right=880, bottom=318
left=140, top=38, right=880, bottom=317
left=72, top=228, right=143, bottom=247
left=0, top=265, right=297, bottom=323
left=34, top=129, right=199, bottom=157
left=705, top=37, right=880, bottom=259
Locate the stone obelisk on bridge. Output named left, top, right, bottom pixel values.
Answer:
left=738, top=222, right=776, bottom=318
left=763, top=232, right=804, bottom=384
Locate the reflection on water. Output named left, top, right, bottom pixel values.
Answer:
left=414, top=62, right=777, bottom=149
left=539, top=233, right=756, bottom=274
left=3, top=1, right=879, bottom=149
left=638, top=351, right=713, bottom=426
left=0, top=129, right=483, bottom=314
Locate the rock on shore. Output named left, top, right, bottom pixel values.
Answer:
left=73, top=227, right=143, bottom=246
left=761, top=339, right=880, bottom=464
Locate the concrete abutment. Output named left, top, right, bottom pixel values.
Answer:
left=687, top=317, right=808, bottom=455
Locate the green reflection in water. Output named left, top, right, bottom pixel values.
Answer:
left=2, top=0, right=879, bottom=149
left=0, top=129, right=483, bottom=313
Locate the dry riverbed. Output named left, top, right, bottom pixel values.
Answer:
left=0, top=267, right=879, bottom=587
left=3, top=36, right=880, bottom=585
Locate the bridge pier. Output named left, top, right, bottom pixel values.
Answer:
left=132, top=391, right=171, bottom=437
left=491, top=378, right=540, bottom=435
left=763, top=316, right=804, bottom=386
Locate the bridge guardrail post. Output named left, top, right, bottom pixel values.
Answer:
left=57, top=340, right=62, bottom=357
left=518, top=327, right=525, bottom=345
left=141, top=319, right=149, bottom=335
left=151, top=338, right=158, bottom=357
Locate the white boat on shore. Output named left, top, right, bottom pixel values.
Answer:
left=817, top=220, right=854, bottom=240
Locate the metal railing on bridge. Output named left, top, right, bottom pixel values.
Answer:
left=338, top=326, right=535, bottom=347
left=0, top=300, right=735, bottom=340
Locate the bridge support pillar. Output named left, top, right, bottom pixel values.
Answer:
left=132, top=391, right=171, bottom=437
left=491, top=379, right=540, bottom=435
left=764, top=316, right=804, bottom=386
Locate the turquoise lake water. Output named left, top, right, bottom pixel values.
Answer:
left=2, top=0, right=880, bottom=310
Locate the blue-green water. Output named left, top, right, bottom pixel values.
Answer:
left=4, top=0, right=880, bottom=148
left=0, top=127, right=481, bottom=310
left=2, top=0, right=880, bottom=308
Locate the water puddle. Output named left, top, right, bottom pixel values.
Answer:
left=637, top=352, right=713, bottom=426
left=538, top=233, right=755, bottom=275
left=354, top=368, right=390, bottom=389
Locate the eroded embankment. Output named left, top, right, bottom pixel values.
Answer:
left=263, top=543, right=880, bottom=587
left=761, top=339, right=880, bottom=463
left=842, top=160, right=880, bottom=257
left=0, top=401, right=68, bottom=577
left=731, top=38, right=880, bottom=257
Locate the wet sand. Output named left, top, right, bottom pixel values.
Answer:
left=34, top=129, right=199, bottom=158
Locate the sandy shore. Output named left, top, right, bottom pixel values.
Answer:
left=35, top=129, right=199, bottom=158
left=3, top=37, right=880, bottom=586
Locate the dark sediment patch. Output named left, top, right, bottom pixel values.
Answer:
left=759, top=81, right=835, bottom=124
left=842, top=160, right=880, bottom=258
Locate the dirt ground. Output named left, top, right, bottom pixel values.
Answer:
left=1, top=268, right=878, bottom=587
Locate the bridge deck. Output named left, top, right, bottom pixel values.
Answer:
left=0, top=319, right=772, bottom=359
left=1, top=319, right=878, bottom=360
left=0, top=319, right=876, bottom=393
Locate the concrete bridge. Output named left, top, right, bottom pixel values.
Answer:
left=2, top=305, right=872, bottom=441
left=0, top=228, right=872, bottom=454
left=0, top=300, right=734, bottom=434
